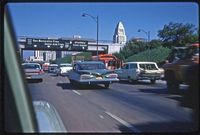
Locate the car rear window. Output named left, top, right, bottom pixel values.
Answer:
left=78, top=63, right=106, bottom=70
left=22, top=64, right=40, bottom=69
left=139, top=64, right=157, bottom=70
left=60, top=65, right=72, bottom=67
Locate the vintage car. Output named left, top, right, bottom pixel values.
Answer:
left=68, top=61, right=119, bottom=88
left=115, top=62, right=164, bottom=84
left=48, top=64, right=59, bottom=73
left=22, top=63, right=44, bottom=82
left=57, top=63, right=73, bottom=76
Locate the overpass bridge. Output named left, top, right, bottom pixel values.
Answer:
left=18, top=37, right=108, bottom=55
left=18, top=37, right=125, bottom=60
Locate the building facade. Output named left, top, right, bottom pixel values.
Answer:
left=113, top=21, right=127, bottom=44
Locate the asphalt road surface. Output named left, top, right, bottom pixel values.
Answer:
left=28, top=73, right=196, bottom=133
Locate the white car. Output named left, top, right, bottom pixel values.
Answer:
left=22, top=63, right=44, bottom=82
left=115, top=62, right=164, bottom=84
left=57, top=63, right=72, bottom=76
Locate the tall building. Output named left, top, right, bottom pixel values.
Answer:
left=113, top=21, right=127, bottom=44
left=34, top=50, right=56, bottom=62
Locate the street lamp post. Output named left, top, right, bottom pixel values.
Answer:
left=82, top=13, right=99, bottom=56
left=138, top=29, right=151, bottom=61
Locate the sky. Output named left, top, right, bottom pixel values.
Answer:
left=8, top=2, right=199, bottom=58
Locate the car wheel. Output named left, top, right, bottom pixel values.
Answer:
left=128, top=76, right=133, bottom=83
left=150, top=79, right=156, bottom=84
left=165, top=71, right=179, bottom=93
left=104, top=83, right=110, bottom=89
left=69, top=79, right=75, bottom=85
left=36, top=79, right=43, bottom=83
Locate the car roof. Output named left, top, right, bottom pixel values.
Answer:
left=49, top=64, right=58, bottom=66
left=22, top=63, right=40, bottom=65
left=124, top=61, right=157, bottom=64
left=76, top=61, right=104, bottom=64
left=60, top=63, right=71, bottom=65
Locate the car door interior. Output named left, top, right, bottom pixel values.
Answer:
left=4, top=6, right=38, bottom=132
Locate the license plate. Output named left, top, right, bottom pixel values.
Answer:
left=96, top=77, right=102, bottom=80
left=26, top=76, right=31, bottom=79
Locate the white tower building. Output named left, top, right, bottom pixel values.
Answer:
left=113, top=21, right=127, bottom=44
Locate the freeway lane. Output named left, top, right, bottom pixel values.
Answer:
left=28, top=73, right=195, bottom=133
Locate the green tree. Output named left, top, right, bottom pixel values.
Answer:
left=149, top=39, right=162, bottom=49
left=113, top=52, right=125, bottom=61
left=158, top=22, right=198, bottom=48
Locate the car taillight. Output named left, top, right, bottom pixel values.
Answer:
left=105, top=74, right=118, bottom=78
left=37, top=70, right=44, bottom=74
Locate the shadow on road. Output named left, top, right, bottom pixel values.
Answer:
left=139, top=87, right=188, bottom=95
left=72, top=84, right=107, bottom=90
left=56, top=82, right=107, bottom=90
left=27, top=79, right=43, bottom=83
left=49, top=74, right=58, bottom=77
left=117, top=120, right=196, bottom=133
left=56, top=82, right=72, bottom=90
left=139, top=85, right=199, bottom=130
left=118, top=80, right=153, bottom=85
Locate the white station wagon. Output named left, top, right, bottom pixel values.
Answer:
left=115, top=62, right=164, bottom=84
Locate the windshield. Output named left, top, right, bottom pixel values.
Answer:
left=49, top=66, right=58, bottom=68
left=60, top=65, right=72, bottom=67
left=108, top=61, right=116, bottom=66
left=78, top=63, right=106, bottom=70
left=22, top=64, right=40, bottom=69
left=173, top=46, right=199, bottom=60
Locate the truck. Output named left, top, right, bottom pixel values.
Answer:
left=91, top=54, right=122, bottom=70
left=162, top=42, right=199, bottom=93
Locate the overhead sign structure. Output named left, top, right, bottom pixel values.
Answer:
left=20, top=37, right=108, bottom=53
left=25, top=38, right=89, bottom=51
left=70, top=40, right=88, bottom=51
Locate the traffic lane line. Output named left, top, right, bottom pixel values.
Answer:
left=72, top=90, right=81, bottom=96
left=105, top=111, right=141, bottom=133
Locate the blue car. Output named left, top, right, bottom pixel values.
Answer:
left=68, top=61, right=119, bottom=88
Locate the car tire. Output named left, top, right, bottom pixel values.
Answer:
left=150, top=79, right=156, bottom=84
left=165, top=71, right=179, bottom=93
left=104, top=83, right=110, bottom=89
left=128, top=76, right=133, bottom=84
left=69, top=79, right=75, bottom=85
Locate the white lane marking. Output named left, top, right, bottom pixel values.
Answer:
left=99, top=115, right=104, bottom=119
left=72, top=90, right=81, bottom=96
left=105, top=111, right=141, bottom=133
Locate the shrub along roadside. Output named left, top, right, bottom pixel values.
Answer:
left=125, top=46, right=171, bottom=67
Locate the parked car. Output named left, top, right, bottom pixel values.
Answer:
left=22, top=63, right=44, bottom=82
left=48, top=64, right=59, bottom=73
left=68, top=61, right=119, bottom=88
left=115, top=62, right=164, bottom=84
left=57, top=63, right=73, bottom=76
